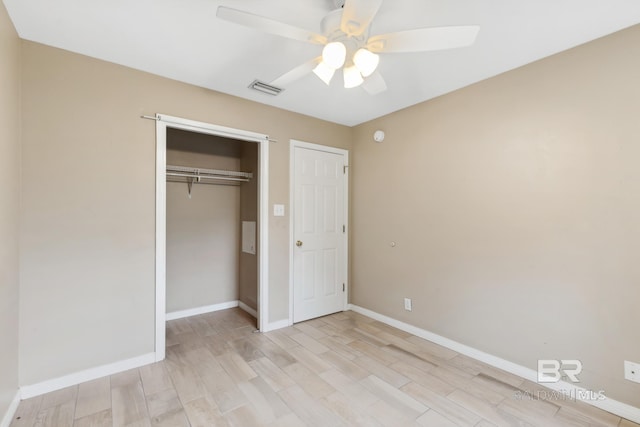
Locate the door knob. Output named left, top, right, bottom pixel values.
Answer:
left=296, top=240, right=303, bottom=247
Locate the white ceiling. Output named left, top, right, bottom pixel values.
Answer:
left=5, top=0, right=640, bottom=126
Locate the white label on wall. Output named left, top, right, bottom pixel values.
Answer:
left=242, top=221, right=256, bottom=254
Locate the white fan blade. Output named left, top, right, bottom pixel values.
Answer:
left=217, top=7, right=327, bottom=45
left=271, top=57, right=321, bottom=88
left=367, top=26, right=479, bottom=53
left=341, top=0, right=383, bottom=37
left=362, top=71, right=387, bottom=95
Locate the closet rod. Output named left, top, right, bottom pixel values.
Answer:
left=167, top=165, right=252, bottom=178
left=166, top=172, right=249, bottom=183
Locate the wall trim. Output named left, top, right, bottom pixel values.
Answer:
left=20, top=352, right=155, bottom=399
left=348, top=304, right=640, bottom=424
left=238, top=301, right=258, bottom=319
left=264, top=319, right=290, bottom=332
left=166, top=301, right=239, bottom=321
left=0, top=390, right=21, bottom=427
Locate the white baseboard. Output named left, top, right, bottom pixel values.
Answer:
left=238, top=301, right=257, bottom=318
left=264, top=318, right=290, bottom=332
left=348, top=304, right=640, bottom=424
left=20, top=352, right=156, bottom=399
left=0, top=390, right=20, bottom=427
left=166, top=300, right=239, bottom=321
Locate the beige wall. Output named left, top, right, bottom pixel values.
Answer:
left=0, top=0, right=20, bottom=417
left=166, top=129, right=243, bottom=313
left=352, top=25, right=640, bottom=407
left=19, top=40, right=352, bottom=385
left=239, top=143, right=259, bottom=311
left=17, top=11, right=639, bottom=409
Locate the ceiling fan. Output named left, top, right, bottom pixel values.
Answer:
left=216, top=0, right=479, bottom=95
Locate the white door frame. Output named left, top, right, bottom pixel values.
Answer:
left=288, top=139, right=349, bottom=325
left=155, top=114, right=269, bottom=361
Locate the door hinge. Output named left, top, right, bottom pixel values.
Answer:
left=343, top=225, right=345, bottom=233
left=343, top=165, right=349, bottom=174
left=342, top=283, right=345, bottom=292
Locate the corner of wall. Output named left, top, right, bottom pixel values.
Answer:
left=0, top=0, right=23, bottom=422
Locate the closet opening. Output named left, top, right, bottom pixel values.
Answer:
left=154, top=114, right=269, bottom=361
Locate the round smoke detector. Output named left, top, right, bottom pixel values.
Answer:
left=333, top=0, right=345, bottom=8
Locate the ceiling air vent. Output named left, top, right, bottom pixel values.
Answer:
left=248, top=80, right=284, bottom=96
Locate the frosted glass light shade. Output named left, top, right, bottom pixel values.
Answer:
left=322, top=42, right=347, bottom=69
left=343, top=65, right=364, bottom=88
left=353, top=48, right=379, bottom=77
left=313, top=61, right=336, bottom=85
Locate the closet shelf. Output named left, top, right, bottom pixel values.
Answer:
left=166, top=164, right=253, bottom=183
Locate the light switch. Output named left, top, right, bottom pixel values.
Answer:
left=273, top=204, right=285, bottom=217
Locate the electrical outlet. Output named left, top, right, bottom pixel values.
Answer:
left=624, top=361, right=640, bottom=383
left=404, top=298, right=412, bottom=311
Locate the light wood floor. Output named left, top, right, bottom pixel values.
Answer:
left=9, top=308, right=640, bottom=427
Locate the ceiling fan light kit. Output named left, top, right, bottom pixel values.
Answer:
left=316, top=42, right=378, bottom=88
left=312, top=61, right=336, bottom=86
left=322, top=42, right=347, bottom=69
left=343, top=64, right=364, bottom=88
left=353, top=48, right=379, bottom=77
left=216, top=0, right=479, bottom=95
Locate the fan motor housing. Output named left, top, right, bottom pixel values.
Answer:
left=321, top=9, right=343, bottom=35
left=321, top=8, right=368, bottom=48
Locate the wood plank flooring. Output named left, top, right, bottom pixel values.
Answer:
left=9, top=308, right=640, bottom=427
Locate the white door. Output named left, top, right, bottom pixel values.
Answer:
left=292, top=142, right=347, bottom=323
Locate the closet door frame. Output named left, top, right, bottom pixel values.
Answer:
left=154, top=113, right=269, bottom=361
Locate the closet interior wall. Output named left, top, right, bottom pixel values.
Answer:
left=239, top=142, right=258, bottom=313
left=165, top=128, right=258, bottom=316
